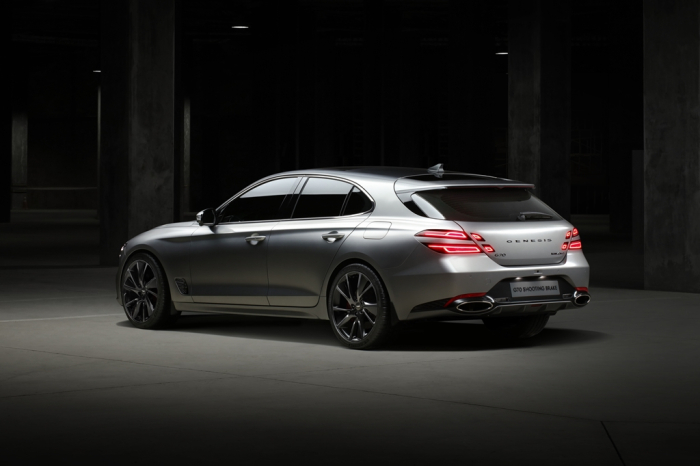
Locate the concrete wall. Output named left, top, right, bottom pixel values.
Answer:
left=9, top=43, right=99, bottom=211
left=643, top=0, right=700, bottom=293
left=508, top=0, right=572, bottom=220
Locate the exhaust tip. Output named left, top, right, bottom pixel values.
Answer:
left=456, top=300, right=494, bottom=313
left=573, top=292, right=591, bottom=306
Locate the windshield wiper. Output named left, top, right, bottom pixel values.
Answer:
left=517, top=211, right=553, bottom=221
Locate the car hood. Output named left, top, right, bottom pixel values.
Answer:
left=153, top=221, right=199, bottom=229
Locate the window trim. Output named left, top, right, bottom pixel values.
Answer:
left=214, top=174, right=375, bottom=225
left=215, top=175, right=303, bottom=225
left=288, top=175, right=375, bottom=221
left=339, top=187, right=353, bottom=215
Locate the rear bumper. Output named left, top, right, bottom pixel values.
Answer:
left=383, top=246, right=590, bottom=321
left=452, top=289, right=589, bottom=316
left=407, top=290, right=591, bottom=321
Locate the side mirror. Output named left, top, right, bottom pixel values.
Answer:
left=196, top=208, right=217, bottom=226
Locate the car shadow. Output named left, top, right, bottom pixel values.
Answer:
left=386, top=321, right=609, bottom=351
left=117, top=314, right=340, bottom=347
left=117, top=313, right=609, bottom=351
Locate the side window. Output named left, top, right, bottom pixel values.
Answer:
left=219, top=177, right=299, bottom=223
left=292, top=178, right=353, bottom=219
left=342, top=187, right=373, bottom=215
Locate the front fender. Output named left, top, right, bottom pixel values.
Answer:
left=115, top=224, right=198, bottom=306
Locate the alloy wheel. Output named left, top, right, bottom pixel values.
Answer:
left=122, top=259, right=159, bottom=323
left=331, top=271, right=378, bottom=342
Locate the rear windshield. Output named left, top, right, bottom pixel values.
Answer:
left=411, top=188, right=561, bottom=222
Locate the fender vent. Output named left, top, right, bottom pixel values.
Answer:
left=174, top=278, right=189, bottom=295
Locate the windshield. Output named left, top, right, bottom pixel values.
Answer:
left=412, top=188, right=561, bottom=222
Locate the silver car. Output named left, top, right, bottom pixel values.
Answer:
left=116, top=165, right=590, bottom=349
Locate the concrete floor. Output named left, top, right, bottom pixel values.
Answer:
left=1, top=211, right=699, bottom=465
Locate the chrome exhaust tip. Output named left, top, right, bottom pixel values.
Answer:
left=455, top=296, right=495, bottom=314
left=573, top=291, right=591, bottom=307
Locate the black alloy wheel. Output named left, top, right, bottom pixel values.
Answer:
left=121, top=252, right=179, bottom=329
left=328, top=263, right=391, bottom=350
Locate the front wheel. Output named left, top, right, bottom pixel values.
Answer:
left=327, top=264, right=392, bottom=350
left=121, top=253, right=179, bottom=329
left=482, top=314, right=549, bottom=339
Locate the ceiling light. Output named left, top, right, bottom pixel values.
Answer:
left=93, top=70, right=101, bottom=73
left=232, top=26, right=248, bottom=29
left=496, top=52, right=508, bottom=55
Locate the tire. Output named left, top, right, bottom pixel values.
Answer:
left=120, top=252, right=179, bottom=329
left=327, top=263, right=392, bottom=350
left=482, top=314, right=549, bottom=339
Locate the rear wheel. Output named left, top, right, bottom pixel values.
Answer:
left=482, top=314, right=549, bottom=339
left=328, top=264, right=391, bottom=350
left=121, top=253, right=179, bottom=329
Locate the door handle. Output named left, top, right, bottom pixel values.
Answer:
left=322, top=231, right=345, bottom=243
left=245, top=235, right=266, bottom=244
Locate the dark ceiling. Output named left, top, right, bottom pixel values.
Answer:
left=11, top=0, right=636, bottom=49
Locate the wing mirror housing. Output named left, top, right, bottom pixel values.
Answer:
left=196, top=208, right=217, bottom=226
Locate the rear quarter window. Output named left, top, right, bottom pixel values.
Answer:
left=343, top=187, right=373, bottom=215
left=412, top=188, right=561, bottom=222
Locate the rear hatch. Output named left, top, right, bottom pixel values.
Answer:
left=409, top=187, right=571, bottom=266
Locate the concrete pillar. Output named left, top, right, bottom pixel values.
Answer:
left=608, top=0, right=643, bottom=237
left=11, top=59, right=28, bottom=212
left=97, top=81, right=101, bottom=220
left=99, top=0, right=182, bottom=265
left=508, top=0, right=571, bottom=219
left=643, top=0, right=700, bottom=293
left=186, top=41, right=201, bottom=211
left=632, top=150, right=644, bottom=254
left=187, top=42, right=217, bottom=211
left=3, top=17, right=18, bottom=222
left=2, top=102, right=8, bottom=222
left=182, top=94, right=190, bottom=215
left=449, top=0, right=493, bottom=175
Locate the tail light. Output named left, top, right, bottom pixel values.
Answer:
left=427, top=244, right=481, bottom=254
left=482, top=244, right=495, bottom=253
left=470, top=233, right=485, bottom=241
left=416, top=230, right=468, bottom=240
left=575, top=287, right=588, bottom=292
left=563, top=228, right=580, bottom=250
left=416, top=229, right=482, bottom=254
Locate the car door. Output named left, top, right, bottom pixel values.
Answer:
left=189, top=177, right=301, bottom=305
left=267, top=177, right=374, bottom=307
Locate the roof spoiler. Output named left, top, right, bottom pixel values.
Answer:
left=395, top=173, right=535, bottom=194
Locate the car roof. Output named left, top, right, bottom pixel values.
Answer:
left=272, top=166, right=535, bottom=191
